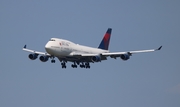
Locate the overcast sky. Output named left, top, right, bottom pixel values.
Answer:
left=0, top=0, right=180, bottom=107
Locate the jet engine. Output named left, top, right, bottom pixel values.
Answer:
left=120, top=54, right=130, bottom=61
left=39, top=55, right=49, bottom=62
left=28, top=54, right=38, bottom=60
left=91, top=55, right=101, bottom=62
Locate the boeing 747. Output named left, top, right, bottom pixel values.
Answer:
left=23, top=28, right=162, bottom=68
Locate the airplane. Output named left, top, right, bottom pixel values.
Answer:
left=23, top=28, right=162, bottom=69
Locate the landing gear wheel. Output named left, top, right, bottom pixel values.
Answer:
left=51, top=60, right=55, bottom=63
left=71, top=64, right=77, bottom=68
left=71, top=62, right=77, bottom=68
left=86, top=66, right=90, bottom=69
left=85, top=62, right=90, bottom=69
left=80, top=64, right=85, bottom=68
left=61, top=61, right=67, bottom=68
left=62, top=65, right=66, bottom=69
left=79, top=62, right=86, bottom=68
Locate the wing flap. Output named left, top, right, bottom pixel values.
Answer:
left=71, top=53, right=99, bottom=57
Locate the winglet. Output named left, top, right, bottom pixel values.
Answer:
left=23, top=45, right=26, bottom=49
left=156, top=46, right=162, bottom=51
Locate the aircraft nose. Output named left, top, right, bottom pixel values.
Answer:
left=45, top=43, right=51, bottom=52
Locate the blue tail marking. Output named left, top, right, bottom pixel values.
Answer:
left=98, top=28, right=112, bottom=50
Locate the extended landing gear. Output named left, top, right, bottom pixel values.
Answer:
left=59, top=61, right=90, bottom=69
left=85, top=62, right=90, bottom=69
left=71, top=64, right=77, bottom=68
left=61, top=62, right=66, bottom=68
left=51, top=56, right=55, bottom=63
left=80, top=62, right=90, bottom=69
left=71, top=62, right=90, bottom=69
left=71, top=62, right=77, bottom=68
left=51, top=59, right=55, bottom=63
left=80, top=62, right=85, bottom=68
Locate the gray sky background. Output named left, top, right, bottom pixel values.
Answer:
left=0, top=0, right=180, bottom=107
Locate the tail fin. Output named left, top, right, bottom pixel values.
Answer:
left=98, top=28, right=112, bottom=50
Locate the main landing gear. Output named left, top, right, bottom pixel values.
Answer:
left=71, top=62, right=77, bottom=68
left=50, top=58, right=90, bottom=69
left=61, top=61, right=66, bottom=68
left=84, top=62, right=90, bottom=69
left=71, top=62, right=90, bottom=69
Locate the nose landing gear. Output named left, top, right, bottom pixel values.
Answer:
left=51, top=59, right=55, bottom=63
left=50, top=56, right=55, bottom=63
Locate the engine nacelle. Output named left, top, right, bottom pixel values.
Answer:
left=120, top=54, right=130, bottom=61
left=91, top=55, right=101, bottom=62
left=28, top=54, right=38, bottom=60
left=39, top=55, right=49, bottom=62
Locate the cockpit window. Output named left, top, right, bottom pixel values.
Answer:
left=50, top=39, right=55, bottom=41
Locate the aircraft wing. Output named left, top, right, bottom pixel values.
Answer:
left=22, top=45, right=51, bottom=56
left=71, top=46, right=162, bottom=59
left=101, top=46, right=162, bottom=58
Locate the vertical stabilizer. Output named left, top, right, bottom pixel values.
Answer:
left=98, top=28, right=112, bottom=50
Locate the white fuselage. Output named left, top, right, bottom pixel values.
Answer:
left=45, top=38, right=109, bottom=58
